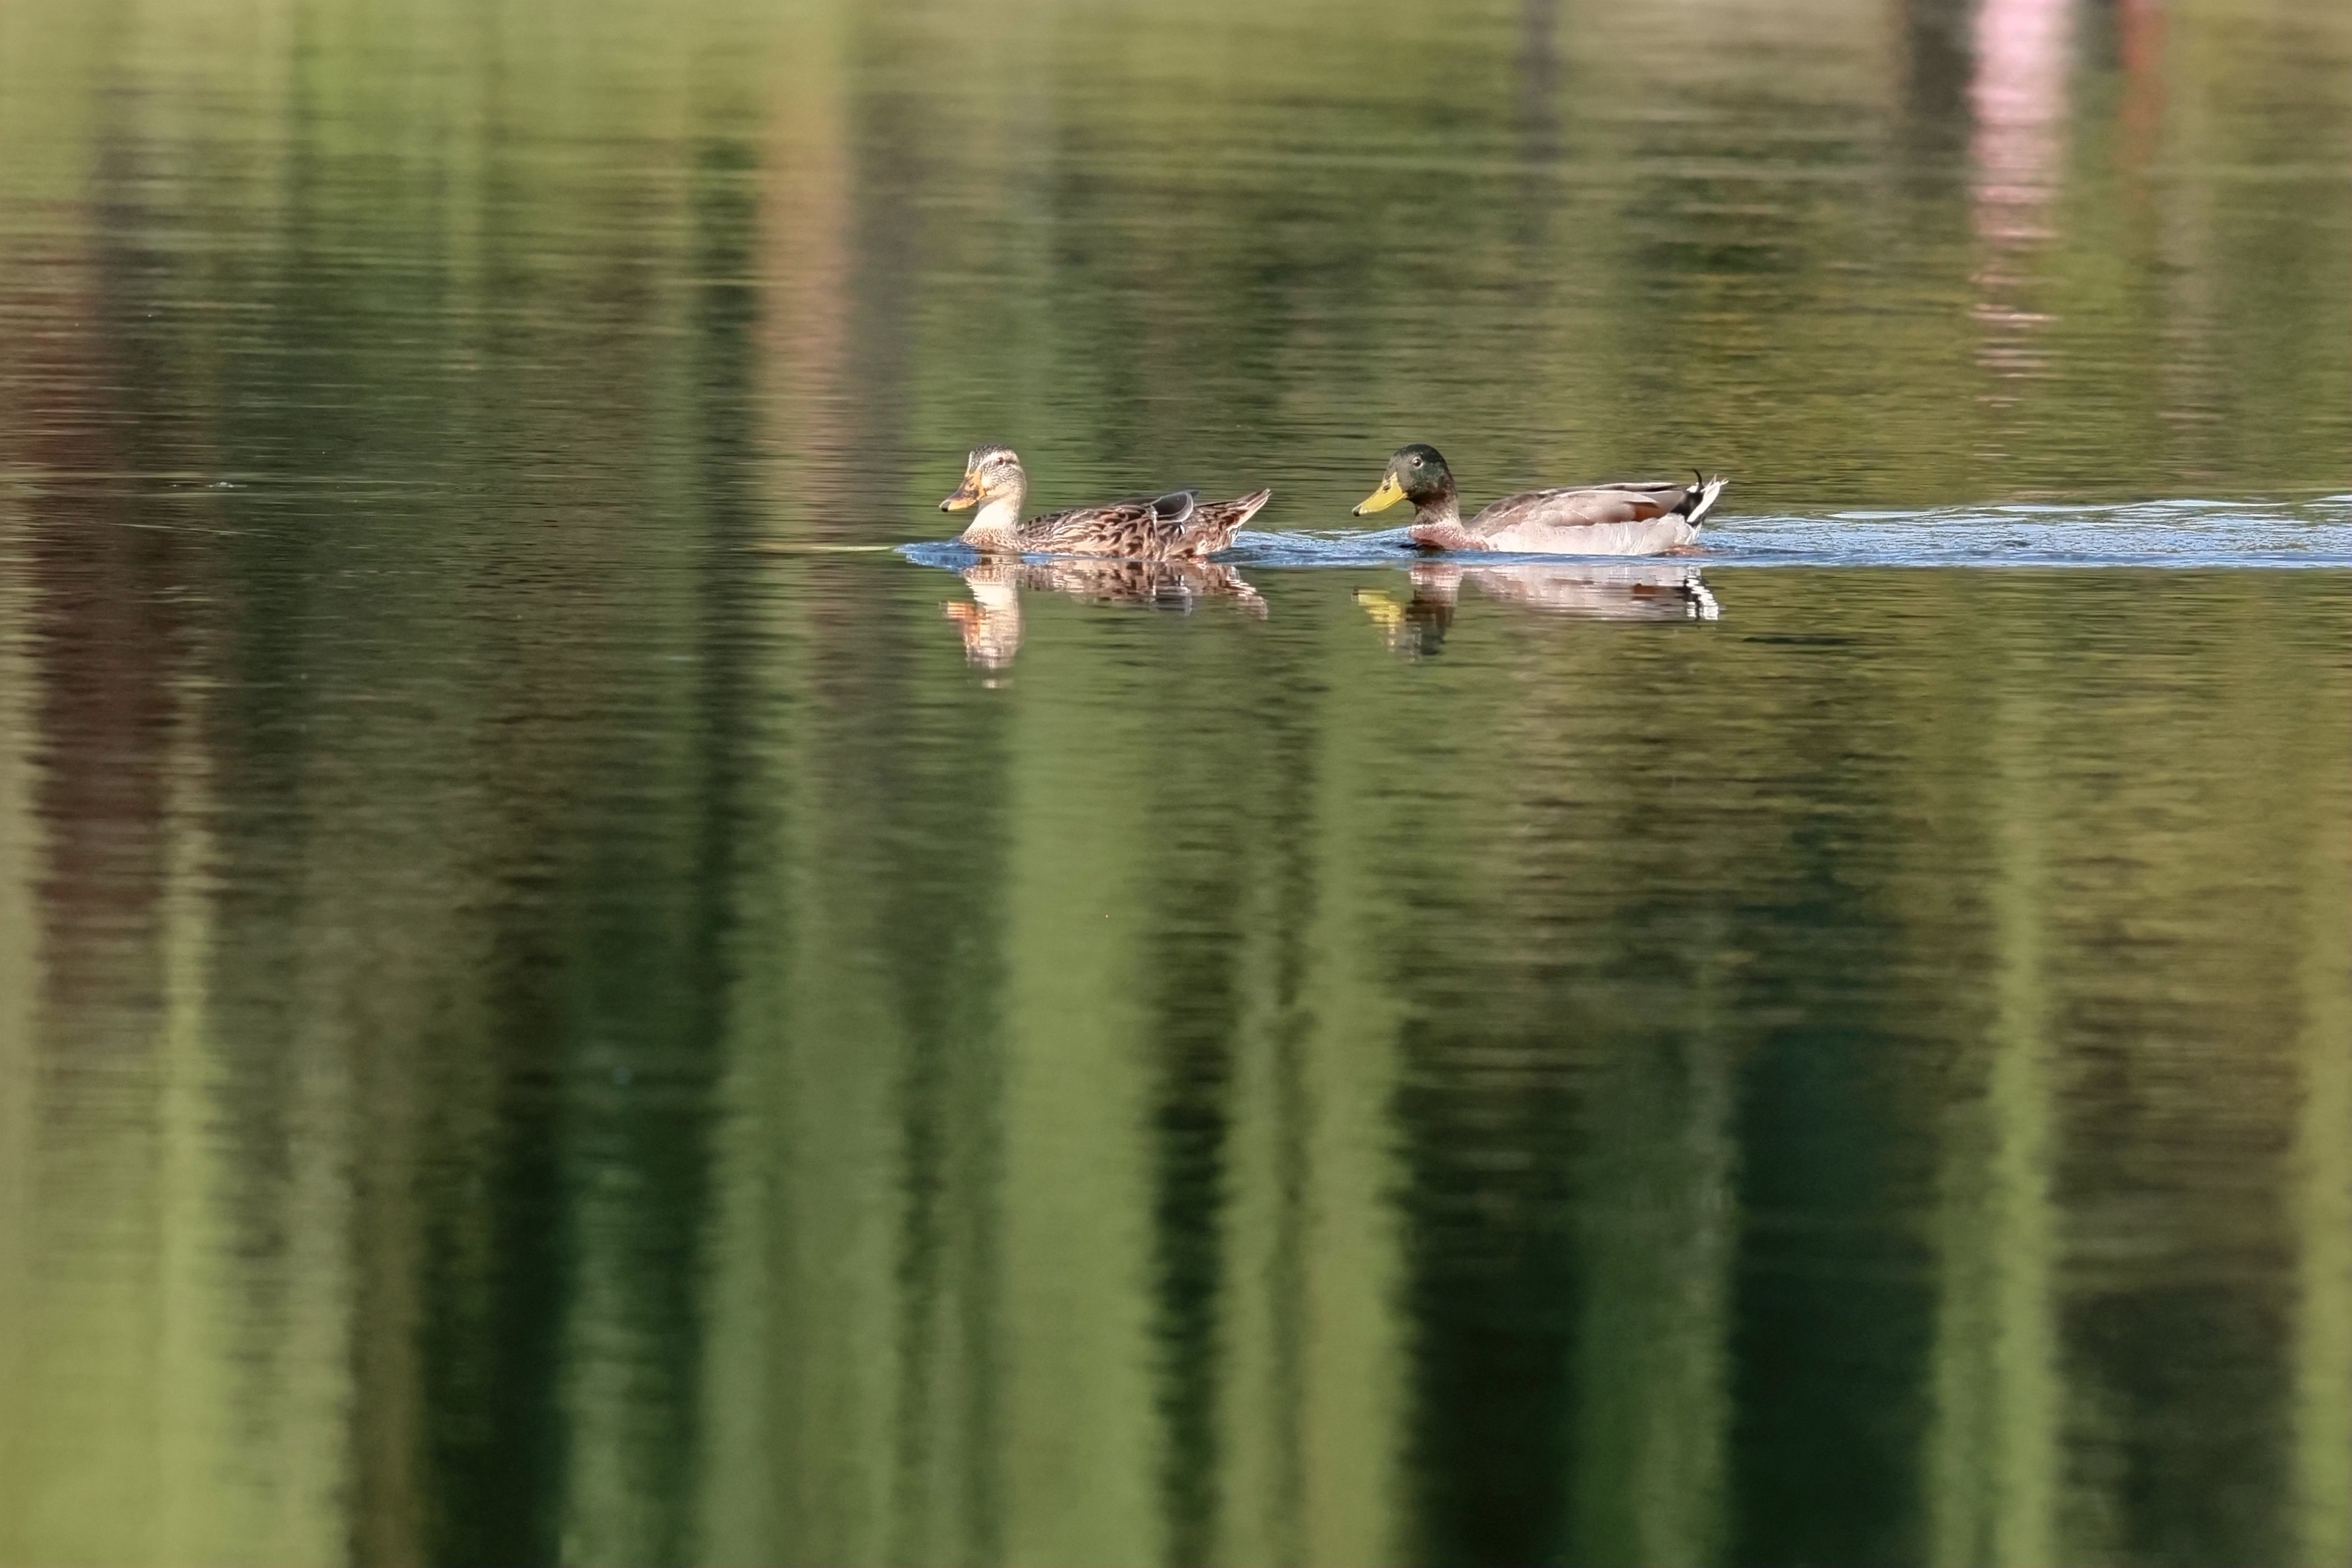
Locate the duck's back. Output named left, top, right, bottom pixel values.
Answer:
left=1457, top=476, right=1723, bottom=556
left=1478, top=480, right=1690, bottom=529
left=1018, top=488, right=1269, bottom=558
left=999, top=494, right=1182, bottom=557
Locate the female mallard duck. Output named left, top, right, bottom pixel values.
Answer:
left=1353, top=443, right=1726, bottom=556
left=940, top=445, right=1272, bottom=558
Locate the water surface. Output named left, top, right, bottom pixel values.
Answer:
left=1, top=0, right=2347, bottom=1564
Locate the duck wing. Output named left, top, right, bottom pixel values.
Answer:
left=1469, top=479, right=1698, bottom=536
left=1018, top=488, right=1270, bottom=558
left=1014, top=496, right=1178, bottom=558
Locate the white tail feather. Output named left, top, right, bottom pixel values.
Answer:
left=1688, top=475, right=1728, bottom=528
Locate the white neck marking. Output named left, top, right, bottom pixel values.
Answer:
left=962, top=490, right=1024, bottom=547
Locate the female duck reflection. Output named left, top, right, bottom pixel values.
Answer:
left=943, top=558, right=1268, bottom=673
left=1356, top=559, right=1720, bottom=656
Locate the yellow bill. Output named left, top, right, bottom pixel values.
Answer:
left=1352, top=472, right=1407, bottom=516
left=939, top=473, right=982, bottom=511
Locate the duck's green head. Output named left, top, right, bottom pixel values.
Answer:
left=1353, top=443, right=1454, bottom=516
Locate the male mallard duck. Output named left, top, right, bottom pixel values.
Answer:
left=1353, top=443, right=1726, bottom=556
left=939, top=445, right=1272, bottom=558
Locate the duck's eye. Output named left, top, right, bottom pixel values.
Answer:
left=1409, top=455, right=1423, bottom=468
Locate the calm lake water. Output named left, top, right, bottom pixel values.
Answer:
left=1, top=0, right=2347, bottom=1564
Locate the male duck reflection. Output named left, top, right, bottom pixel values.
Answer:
left=1354, top=443, right=1726, bottom=556
left=940, top=444, right=1272, bottom=558
left=943, top=557, right=1267, bottom=672
left=1357, top=560, right=1719, bottom=656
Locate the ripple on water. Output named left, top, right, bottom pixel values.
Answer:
left=901, top=496, right=2352, bottom=571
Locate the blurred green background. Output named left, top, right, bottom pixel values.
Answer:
left=0, top=0, right=2345, bottom=1564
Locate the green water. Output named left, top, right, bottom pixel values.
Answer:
left=1, top=1, right=2347, bottom=1565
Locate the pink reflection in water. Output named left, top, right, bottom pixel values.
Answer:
left=1970, top=0, right=2075, bottom=245
left=1970, top=0, right=2075, bottom=400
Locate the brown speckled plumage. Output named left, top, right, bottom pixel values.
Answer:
left=939, top=446, right=1270, bottom=559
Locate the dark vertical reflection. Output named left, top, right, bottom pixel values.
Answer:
left=418, top=957, right=571, bottom=1568
left=604, top=126, right=766, bottom=1567
left=1900, top=0, right=1979, bottom=172
left=18, top=130, right=199, bottom=1561
left=26, top=261, right=189, bottom=1121
left=1141, top=762, right=1248, bottom=1568
left=1260, top=677, right=1325, bottom=1568
left=1726, top=1008, right=1935, bottom=1565
left=836, top=28, right=1025, bottom=1527
left=2084, top=1286, right=2296, bottom=1565
left=885, top=759, right=1010, bottom=1568
left=25, top=107, right=198, bottom=1153
left=1394, top=959, right=1586, bottom=1565
left=879, top=521, right=1012, bottom=1561
left=402, top=30, right=574, bottom=1551
left=1725, top=837, right=1936, bottom=1563
left=1511, top=0, right=1562, bottom=251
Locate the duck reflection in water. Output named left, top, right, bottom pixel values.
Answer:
left=1356, top=558, right=1720, bottom=656
left=943, top=557, right=1268, bottom=672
